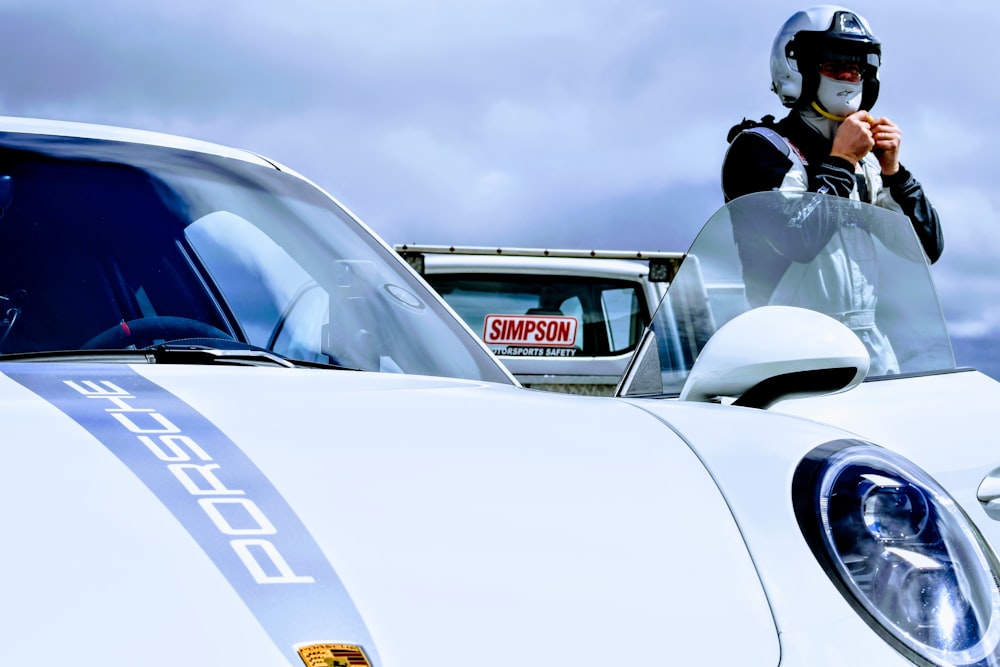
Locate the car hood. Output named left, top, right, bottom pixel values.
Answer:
left=623, top=368, right=1000, bottom=665
left=0, top=362, right=781, bottom=667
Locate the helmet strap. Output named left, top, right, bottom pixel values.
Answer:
left=810, top=100, right=847, bottom=122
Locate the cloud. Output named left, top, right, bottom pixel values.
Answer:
left=930, top=187, right=1000, bottom=337
left=1, top=0, right=999, bottom=369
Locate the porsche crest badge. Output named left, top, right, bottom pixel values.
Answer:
left=297, top=643, right=372, bottom=667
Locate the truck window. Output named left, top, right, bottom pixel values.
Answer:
left=426, top=274, right=650, bottom=358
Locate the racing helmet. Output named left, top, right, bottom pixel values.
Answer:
left=770, top=6, right=881, bottom=111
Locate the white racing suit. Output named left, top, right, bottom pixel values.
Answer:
left=767, top=211, right=907, bottom=374
left=722, top=112, right=944, bottom=375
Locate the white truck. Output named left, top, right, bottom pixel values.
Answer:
left=394, top=245, right=689, bottom=395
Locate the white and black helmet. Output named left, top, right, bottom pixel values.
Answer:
left=770, top=5, right=881, bottom=110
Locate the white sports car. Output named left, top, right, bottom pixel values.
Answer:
left=1, top=116, right=998, bottom=667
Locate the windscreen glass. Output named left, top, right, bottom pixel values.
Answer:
left=0, top=132, right=511, bottom=383
left=619, top=191, right=954, bottom=397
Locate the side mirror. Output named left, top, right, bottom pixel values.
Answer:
left=679, top=306, right=870, bottom=409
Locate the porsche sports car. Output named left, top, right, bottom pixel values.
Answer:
left=2, top=116, right=1000, bottom=667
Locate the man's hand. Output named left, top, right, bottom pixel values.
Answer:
left=869, top=115, right=901, bottom=176
left=830, top=110, right=875, bottom=165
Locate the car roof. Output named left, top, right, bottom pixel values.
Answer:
left=0, top=115, right=276, bottom=168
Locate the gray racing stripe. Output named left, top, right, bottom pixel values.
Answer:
left=4, top=363, right=379, bottom=667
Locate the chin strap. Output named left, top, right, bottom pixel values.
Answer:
left=810, top=101, right=876, bottom=125
left=811, top=100, right=847, bottom=122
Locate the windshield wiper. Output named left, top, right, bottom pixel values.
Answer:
left=149, top=345, right=299, bottom=367
left=0, top=349, right=158, bottom=364
left=150, top=344, right=362, bottom=370
left=0, top=344, right=361, bottom=370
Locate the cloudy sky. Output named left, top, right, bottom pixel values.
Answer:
left=2, top=0, right=999, bottom=374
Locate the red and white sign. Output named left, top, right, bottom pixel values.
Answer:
left=483, top=314, right=578, bottom=347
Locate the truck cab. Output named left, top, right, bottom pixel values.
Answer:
left=395, top=245, right=685, bottom=395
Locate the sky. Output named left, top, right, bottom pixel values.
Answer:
left=2, top=0, right=999, bottom=375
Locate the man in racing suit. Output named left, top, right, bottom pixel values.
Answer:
left=721, top=6, right=943, bottom=375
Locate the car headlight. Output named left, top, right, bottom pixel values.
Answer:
left=793, top=441, right=1000, bottom=666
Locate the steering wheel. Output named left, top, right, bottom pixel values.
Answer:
left=82, top=316, right=234, bottom=350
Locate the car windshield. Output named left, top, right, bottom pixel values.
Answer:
left=619, top=191, right=955, bottom=397
left=0, top=130, right=511, bottom=383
